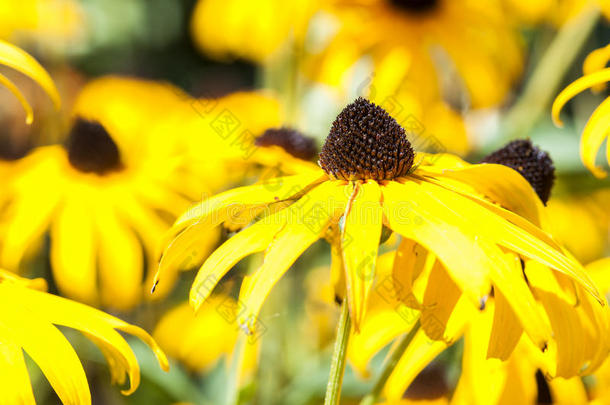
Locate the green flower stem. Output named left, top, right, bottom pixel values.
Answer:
left=502, top=7, right=600, bottom=140
left=324, top=299, right=352, bottom=405
left=360, top=320, right=421, bottom=405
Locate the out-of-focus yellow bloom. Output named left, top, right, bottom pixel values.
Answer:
left=504, top=0, right=610, bottom=26
left=0, top=268, right=168, bottom=404
left=0, top=76, right=219, bottom=310
left=547, top=189, right=610, bottom=264
left=147, top=91, right=316, bottom=192
left=302, top=266, right=341, bottom=349
left=0, top=0, right=84, bottom=45
left=154, top=98, right=594, bottom=341
left=552, top=44, right=610, bottom=178
left=154, top=297, right=259, bottom=383
left=311, top=0, right=523, bottom=109
left=0, top=39, right=60, bottom=123
left=190, top=0, right=319, bottom=62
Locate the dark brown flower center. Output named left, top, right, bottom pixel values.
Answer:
left=390, top=0, right=439, bottom=12
left=66, top=118, right=123, bottom=175
left=319, top=98, right=415, bottom=181
left=255, top=127, right=318, bottom=160
left=481, top=139, right=555, bottom=204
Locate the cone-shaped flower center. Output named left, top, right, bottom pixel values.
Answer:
left=66, top=118, right=123, bottom=175
left=319, top=97, right=415, bottom=181
left=390, top=0, right=439, bottom=12
left=481, top=139, right=555, bottom=204
left=255, top=127, right=318, bottom=160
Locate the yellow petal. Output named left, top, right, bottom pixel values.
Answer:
left=552, top=68, right=610, bottom=126
left=189, top=203, right=292, bottom=310
left=342, top=181, right=383, bottom=330
left=487, top=289, right=523, bottom=360
left=421, top=261, right=462, bottom=342
left=95, top=203, right=143, bottom=310
left=0, top=292, right=90, bottom=405
left=383, top=181, right=491, bottom=306
left=585, top=98, right=610, bottom=178
left=583, top=44, right=610, bottom=91
left=391, top=238, right=429, bottom=309
left=50, top=194, right=98, bottom=305
left=0, top=72, right=34, bottom=123
left=486, top=251, right=551, bottom=350
left=548, top=377, right=588, bottom=405
left=237, top=182, right=347, bottom=333
left=0, top=39, right=61, bottom=122
left=417, top=179, right=602, bottom=303
left=428, top=163, right=546, bottom=226
left=1, top=282, right=169, bottom=394
left=0, top=337, right=35, bottom=404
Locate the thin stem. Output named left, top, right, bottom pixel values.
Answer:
left=501, top=7, right=600, bottom=140
left=324, top=299, right=352, bottom=405
left=360, top=320, right=421, bottom=405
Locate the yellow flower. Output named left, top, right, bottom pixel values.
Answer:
left=190, top=0, right=318, bottom=62
left=0, top=76, right=218, bottom=309
left=155, top=98, right=597, bottom=337
left=0, top=0, right=84, bottom=45
left=504, top=0, right=610, bottom=26
left=0, top=39, right=60, bottom=123
left=0, top=268, right=169, bottom=404
left=552, top=44, right=610, bottom=178
left=311, top=0, right=523, bottom=109
left=154, top=296, right=259, bottom=383
left=346, top=139, right=609, bottom=401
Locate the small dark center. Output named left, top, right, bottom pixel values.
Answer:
left=255, top=127, right=318, bottom=160
left=481, top=139, right=555, bottom=204
left=390, top=0, right=439, bottom=12
left=66, top=118, right=123, bottom=175
left=319, top=97, right=415, bottom=181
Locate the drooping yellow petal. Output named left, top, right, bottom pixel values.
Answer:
left=383, top=181, right=491, bottom=306
left=583, top=44, right=610, bottom=91
left=0, top=336, right=35, bottom=404
left=487, top=289, right=523, bottom=360
left=415, top=179, right=602, bottom=302
left=548, top=377, right=588, bottom=405
left=0, top=39, right=61, bottom=122
left=391, top=238, right=429, bottom=309
left=1, top=282, right=169, bottom=394
left=421, top=261, right=463, bottom=342
left=0, top=71, right=34, bottom=123
left=95, top=203, right=143, bottom=310
left=237, top=181, right=348, bottom=333
left=189, top=203, right=292, bottom=310
left=0, top=295, right=90, bottom=405
left=50, top=194, right=98, bottom=305
left=342, top=180, right=383, bottom=330
left=425, top=163, right=547, bottom=226
left=553, top=69, right=610, bottom=126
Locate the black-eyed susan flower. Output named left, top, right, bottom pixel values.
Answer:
left=350, top=139, right=609, bottom=402
left=310, top=0, right=523, bottom=109
left=0, top=76, right=218, bottom=309
left=0, top=268, right=168, bottom=404
left=552, top=44, right=610, bottom=178
left=154, top=296, right=259, bottom=384
left=155, top=98, right=600, bottom=340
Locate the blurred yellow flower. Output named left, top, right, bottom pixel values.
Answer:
left=154, top=296, right=259, bottom=382
left=0, top=76, right=218, bottom=309
left=552, top=44, right=610, bottom=177
left=311, top=0, right=523, bottom=109
left=0, top=0, right=84, bottom=45
left=504, top=0, right=610, bottom=26
left=190, top=0, right=319, bottom=62
left=154, top=98, right=594, bottom=339
left=0, top=268, right=169, bottom=404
